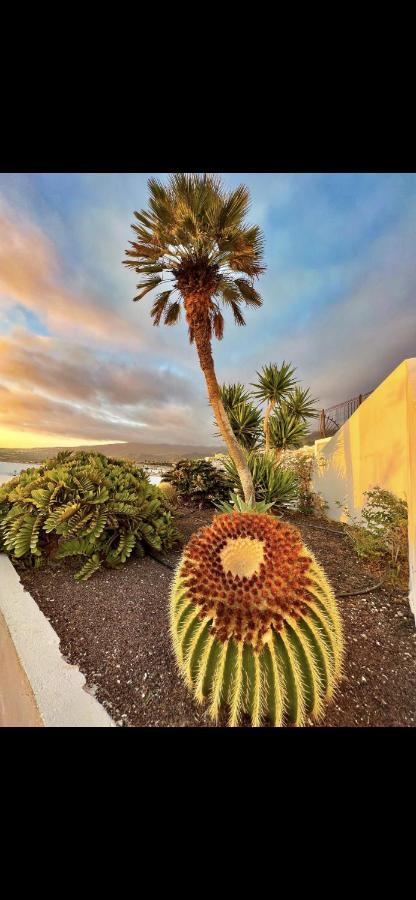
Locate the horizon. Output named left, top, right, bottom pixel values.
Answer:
left=1, top=172, right=415, bottom=449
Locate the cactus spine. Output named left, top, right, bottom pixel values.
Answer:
left=170, top=512, right=343, bottom=727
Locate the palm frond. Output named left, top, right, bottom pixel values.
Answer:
left=230, top=302, right=246, bottom=327
left=133, top=276, right=163, bottom=302
left=164, top=301, right=181, bottom=325
left=234, top=278, right=263, bottom=307
left=150, top=291, right=173, bottom=325
left=212, top=310, right=224, bottom=340
left=216, top=185, right=250, bottom=232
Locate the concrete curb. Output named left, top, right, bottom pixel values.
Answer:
left=0, top=554, right=115, bottom=727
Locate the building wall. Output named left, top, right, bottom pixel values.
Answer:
left=311, top=359, right=416, bottom=618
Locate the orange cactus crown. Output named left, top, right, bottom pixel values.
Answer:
left=179, top=512, right=313, bottom=652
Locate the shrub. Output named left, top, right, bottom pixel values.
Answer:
left=0, top=451, right=179, bottom=581
left=340, top=487, right=408, bottom=585
left=280, top=448, right=328, bottom=516
left=162, top=458, right=233, bottom=506
left=158, top=481, right=178, bottom=506
left=170, top=511, right=343, bottom=727
left=222, top=450, right=299, bottom=512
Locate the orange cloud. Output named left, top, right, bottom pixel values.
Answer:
left=0, top=208, right=143, bottom=347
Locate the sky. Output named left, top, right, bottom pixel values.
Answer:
left=0, top=172, right=415, bottom=448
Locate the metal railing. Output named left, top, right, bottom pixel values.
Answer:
left=319, top=391, right=373, bottom=437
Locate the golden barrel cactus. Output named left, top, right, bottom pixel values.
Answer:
left=170, top=512, right=343, bottom=727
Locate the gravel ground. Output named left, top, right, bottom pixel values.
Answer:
left=17, top=506, right=416, bottom=727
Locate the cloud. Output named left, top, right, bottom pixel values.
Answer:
left=244, top=206, right=416, bottom=408
left=0, top=331, right=195, bottom=406
left=0, top=203, right=155, bottom=349
left=0, top=330, right=216, bottom=445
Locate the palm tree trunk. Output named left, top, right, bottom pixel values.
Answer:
left=263, top=400, right=275, bottom=452
left=186, top=300, right=255, bottom=505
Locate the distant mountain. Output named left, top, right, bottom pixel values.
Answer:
left=0, top=441, right=227, bottom=465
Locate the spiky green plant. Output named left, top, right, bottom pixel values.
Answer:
left=218, top=401, right=263, bottom=452
left=251, top=362, right=297, bottom=451
left=217, top=383, right=263, bottom=451
left=223, top=450, right=299, bottom=511
left=220, top=382, right=252, bottom=409
left=269, top=404, right=309, bottom=454
left=286, top=386, right=319, bottom=422
left=214, top=493, right=274, bottom=514
left=0, top=451, right=179, bottom=580
left=170, top=511, right=343, bottom=727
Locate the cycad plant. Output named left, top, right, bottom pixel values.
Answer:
left=251, top=361, right=297, bottom=451
left=123, top=173, right=265, bottom=505
left=0, top=452, right=179, bottom=581
left=170, top=511, right=343, bottom=727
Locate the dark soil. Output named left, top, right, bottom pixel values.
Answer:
left=17, top=506, right=416, bottom=728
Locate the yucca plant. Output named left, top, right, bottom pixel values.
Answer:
left=170, top=511, right=343, bottom=726
left=0, top=452, right=179, bottom=581
left=214, top=493, right=274, bottom=514
left=251, top=362, right=297, bottom=452
left=269, top=404, right=309, bottom=457
left=217, top=383, right=263, bottom=451
left=222, top=450, right=299, bottom=512
left=123, top=173, right=265, bottom=505
left=286, top=386, right=319, bottom=422
left=220, top=382, right=252, bottom=409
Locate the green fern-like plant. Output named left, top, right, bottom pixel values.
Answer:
left=170, top=511, right=343, bottom=727
left=0, top=452, right=179, bottom=580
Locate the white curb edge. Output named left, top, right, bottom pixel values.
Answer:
left=0, top=554, right=116, bottom=727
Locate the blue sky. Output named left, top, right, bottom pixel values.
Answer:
left=0, top=172, right=415, bottom=447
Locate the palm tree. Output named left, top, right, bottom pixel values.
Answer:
left=251, top=361, right=297, bottom=452
left=123, top=174, right=265, bottom=504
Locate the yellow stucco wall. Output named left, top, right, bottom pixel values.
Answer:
left=311, top=359, right=416, bottom=618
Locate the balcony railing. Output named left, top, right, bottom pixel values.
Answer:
left=319, top=391, right=373, bottom=437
